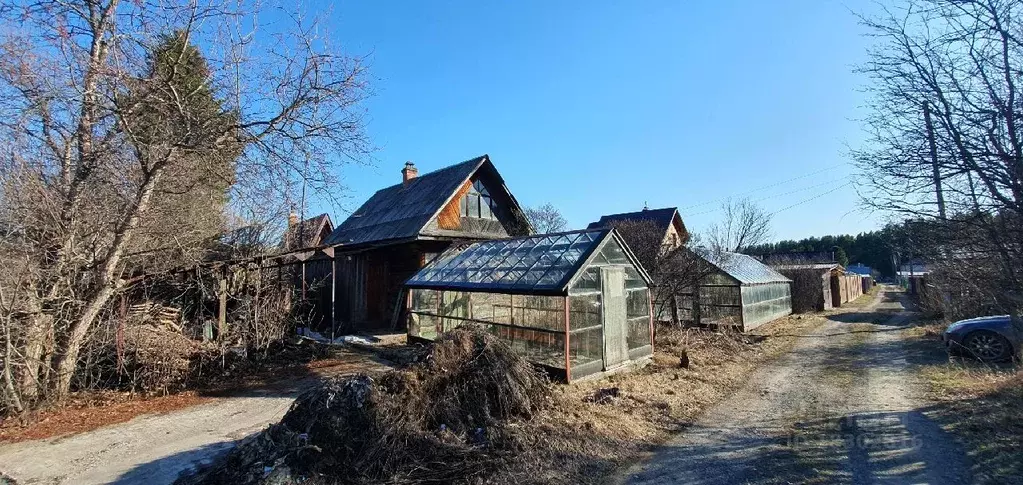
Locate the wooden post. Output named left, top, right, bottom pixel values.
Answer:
left=406, top=290, right=413, bottom=336
left=217, top=268, right=228, bottom=339
left=648, top=290, right=655, bottom=349
left=301, top=260, right=307, bottom=301
left=331, top=256, right=337, bottom=340
left=564, top=296, right=571, bottom=382
left=924, top=102, right=947, bottom=219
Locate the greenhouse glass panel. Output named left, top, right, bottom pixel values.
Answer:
left=741, top=283, right=792, bottom=330
left=681, top=250, right=792, bottom=331
left=568, top=292, right=602, bottom=368
left=405, top=230, right=606, bottom=293
left=626, top=288, right=651, bottom=350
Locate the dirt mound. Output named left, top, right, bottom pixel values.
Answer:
left=178, top=325, right=551, bottom=485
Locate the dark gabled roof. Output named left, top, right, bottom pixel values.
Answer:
left=325, top=155, right=492, bottom=246
left=404, top=228, right=652, bottom=295
left=698, top=249, right=791, bottom=285
left=587, top=207, right=684, bottom=236
left=281, top=213, right=333, bottom=250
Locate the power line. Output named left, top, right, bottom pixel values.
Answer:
left=680, top=163, right=848, bottom=210
left=768, top=182, right=854, bottom=216
left=682, top=176, right=852, bottom=217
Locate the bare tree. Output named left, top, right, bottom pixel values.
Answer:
left=0, top=0, right=369, bottom=406
left=608, top=219, right=715, bottom=326
left=524, top=202, right=567, bottom=234
left=854, top=0, right=1023, bottom=319
left=707, top=198, right=773, bottom=253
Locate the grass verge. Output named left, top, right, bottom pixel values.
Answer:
left=908, top=318, right=1023, bottom=484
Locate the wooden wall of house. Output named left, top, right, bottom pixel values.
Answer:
left=421, top=171, right=528, bottom=239
left=327, top=240, right=453, bottom=333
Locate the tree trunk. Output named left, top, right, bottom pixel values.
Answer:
left=50, top=168, right=163, bottom=398
left=18, top=312, right=52, bottom=402
left=52, top=284, right=115, bottom=396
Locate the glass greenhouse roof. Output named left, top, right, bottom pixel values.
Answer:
left=699, top=249, right=791, bottom=285
left=406, top=229, right=610, bottom=293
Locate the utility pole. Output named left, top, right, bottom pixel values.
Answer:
left=924, top=102, right=947, bottom=219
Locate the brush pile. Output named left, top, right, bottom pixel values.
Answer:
left=178, top=325, right=552, bottom=485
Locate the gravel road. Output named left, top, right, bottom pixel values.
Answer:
left=619, top=287, right=973, bottom=485
left=0, top=350, right=391, bottom=485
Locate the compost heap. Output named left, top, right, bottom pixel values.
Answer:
left=180, top=325, right=552, bottom=485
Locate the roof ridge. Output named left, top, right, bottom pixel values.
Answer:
left=370, top=155, right=488, bottom=194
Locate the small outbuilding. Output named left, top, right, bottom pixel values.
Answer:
left=404, top=228, right=654, bottom=382
left=772, top=263, right=843, bottom=313
left=679, top=250, right=792, bottom=332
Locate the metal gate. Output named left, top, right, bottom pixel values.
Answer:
left=601, top=266, right=628, bottom=369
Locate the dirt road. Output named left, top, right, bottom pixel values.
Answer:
left=0, top=351, right=390, bottom=485
left=620, top=288, right=973, bottom=485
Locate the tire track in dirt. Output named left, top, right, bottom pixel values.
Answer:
left=618, top=288, right=973, bottom=485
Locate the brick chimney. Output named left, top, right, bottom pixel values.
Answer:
left=402, top=161, right=418, bottom=187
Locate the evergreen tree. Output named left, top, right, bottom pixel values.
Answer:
left=834, top=246, right=849, bottom=267
left=123, top=31, right=241, bottom=268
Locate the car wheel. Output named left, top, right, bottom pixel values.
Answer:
left=963, top=330, right=1013, bottom=362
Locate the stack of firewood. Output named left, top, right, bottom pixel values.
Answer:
left=128, top=302, right=183, bottom=333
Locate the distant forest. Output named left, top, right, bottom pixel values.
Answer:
left=744, top=230, right=897, bottom=276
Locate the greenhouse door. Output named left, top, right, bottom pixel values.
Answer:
left=601, top=266, right=628, bottom=369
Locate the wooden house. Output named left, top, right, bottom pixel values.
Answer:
left=320, top=155, right=531, bottom=332
left=281, top=213, right=334, bottom=251
left=587, top=207, right=689, bottom=253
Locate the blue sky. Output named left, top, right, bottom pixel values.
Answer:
left=306, top=0, right=882, bottom=242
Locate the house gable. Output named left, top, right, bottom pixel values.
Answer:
left=324, top=154, right=529, bottom=247
left=282, top=213, right=334, bottom=250
left=587, top=207, right=690, bottom=249
left=421, top=165, right=529, bottom=239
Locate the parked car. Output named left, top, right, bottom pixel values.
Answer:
left=943, top=315, right=1021, bottom=362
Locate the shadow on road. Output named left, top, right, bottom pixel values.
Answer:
left=826, top=311, right=907, bottom=326
left=110, top=441, right=240, bottom=485
left=627, top=398, right=983, bottom=485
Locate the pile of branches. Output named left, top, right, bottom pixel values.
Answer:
left=179, top=326, right=552, bottom=485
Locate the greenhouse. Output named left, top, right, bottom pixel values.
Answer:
left=404, top=228, right=654, bottom=381
left=678, top=250, right=792, bottom=332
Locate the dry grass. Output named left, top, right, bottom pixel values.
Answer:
left=920, top=363, right=1023, bottom=484
left=840, top=285, right=881, bottom=309
left=494, top=313, right=826, bottom=484
left=905, top=316, right=1023, bottom=484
